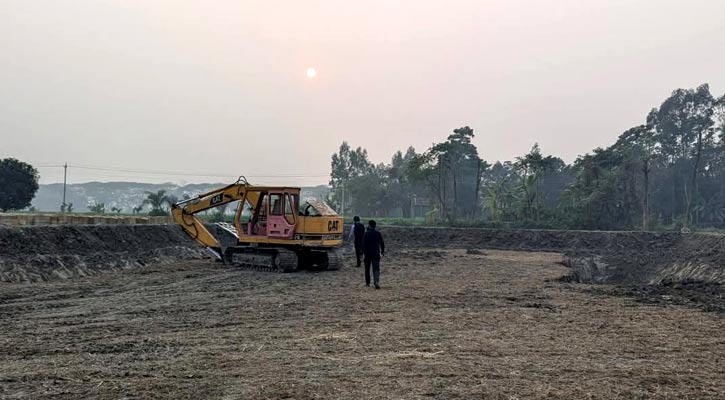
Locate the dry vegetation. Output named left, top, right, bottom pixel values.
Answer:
left=1, top=248, right=723, bottom=399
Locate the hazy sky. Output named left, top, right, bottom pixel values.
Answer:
left=2, top=0, right=724, bottom=185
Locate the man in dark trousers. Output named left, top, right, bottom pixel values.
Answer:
left=347, top=216, right=365, bottom=267
left=362, top=220, right=385, bottom=289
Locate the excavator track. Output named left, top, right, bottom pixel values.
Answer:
left=325, top=248, right=344, bottom=271
left=275, top=249, right=300, bottom=273
left=226, top=247, right=300, bottom=273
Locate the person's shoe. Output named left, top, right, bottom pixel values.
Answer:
left=374, top=284, right=380, bottom=289
left=366, top=283, right=370, bottom=287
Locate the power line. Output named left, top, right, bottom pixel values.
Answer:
left=34, top=163, right=329, bottom=179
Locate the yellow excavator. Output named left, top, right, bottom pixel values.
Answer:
left=171, top=177, right=344, bottom=272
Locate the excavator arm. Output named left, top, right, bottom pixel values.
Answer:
left=171, top=177, right=253, bottom=260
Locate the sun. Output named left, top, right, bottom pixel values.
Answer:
left=306, top=67, right=317, bottom=79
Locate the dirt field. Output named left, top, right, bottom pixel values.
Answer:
left=1, top=247, right=723, bottom=399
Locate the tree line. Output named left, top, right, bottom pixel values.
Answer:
left=86, top=190, right=186, bottom=216
left=329, top=84, right=725, bottom=230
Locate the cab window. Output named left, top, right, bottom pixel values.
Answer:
left=284, top=193, right=295, bottom=224
left=300, top=201, right=321, bottom=216
left=270, top=194, right=283, bottom=215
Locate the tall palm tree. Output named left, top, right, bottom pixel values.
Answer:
left=143, top=190, right=170, bottom=216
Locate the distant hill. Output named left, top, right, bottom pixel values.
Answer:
left=32, top=182, right=330, bottom=213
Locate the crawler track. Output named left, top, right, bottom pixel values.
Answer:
left=227, top=247, right=340, bottom=273
left=325, top=248, right=344, bottom=271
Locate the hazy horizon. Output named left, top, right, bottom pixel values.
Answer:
left=2, top=0, right=724, bottom=186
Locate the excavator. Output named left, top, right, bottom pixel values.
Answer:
left=171, top=177, right=344, bottom=272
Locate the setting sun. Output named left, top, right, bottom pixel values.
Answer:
left=306, top=67, right=317, bottom=78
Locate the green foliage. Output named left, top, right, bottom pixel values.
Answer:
left=142, top=190, right=173, bottom=216
left=563, top=84, right=725, bottom=230
left=407, top=127, right=488, bottom=222
left=329, top=142, right=422, bottom=217
left=0, top=158, right=40, bottom=212
left=330, top=84, right=725, bottom=231
left=512, top=143, right=570, bottom=222
left=88, top=202, right=106, bottom=214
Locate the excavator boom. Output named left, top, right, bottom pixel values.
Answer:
left=171, top=177, right=252, bottom=259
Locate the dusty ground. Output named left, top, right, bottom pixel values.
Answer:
left=1, top=248, right=724, bottom=399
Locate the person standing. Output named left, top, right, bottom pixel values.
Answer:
left=347, top=216, right=366, bottom=267
left=362, top=220, right=385, bottom=289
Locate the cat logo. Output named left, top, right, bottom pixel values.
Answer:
left=210, top=194, right=223, bottom=206
left=327, top=220, right=339, bottom=232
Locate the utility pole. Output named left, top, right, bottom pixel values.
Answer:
left=62, top=163, right=67, bottom=212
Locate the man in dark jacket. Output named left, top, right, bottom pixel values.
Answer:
left=347, top=216, right=365, bottom=267
left=361, top=220, right=385, bottom=289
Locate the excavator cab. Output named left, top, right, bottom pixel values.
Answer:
left=243, top=189, right=298, bottom=240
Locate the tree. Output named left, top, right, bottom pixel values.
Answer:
left=409, top=127, right=487, bottom=221
left=143, top=190, right=171, bottom=216
left=329, top=142, right=375, bottom=213
left=610, top=125, right=658, bottom=230
left=387, top=147, right=418, bottom=217
left=345, top=164, right=389, bottom=217
left=565, top=147, right=635, bottom=230
left=649, top=84, right=717, bottom=226
left=88, top=202, right=106, bottom=214
left=514, top=144, right=545, bottom=221
left=111, top=206, right=123, bottom=214
left=481, top=162, right=520, bottom=223
left=62, top=203, right=74, bottom=213
left=512, top=144, right=571, bottom=223
left=0, top=158, right=39, bottom=212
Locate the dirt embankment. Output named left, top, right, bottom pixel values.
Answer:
left=368, top=226, right=725, bottom=286
left=0, top=225, right=205, bottom=283
left=378, top=226, right=677, bottom=253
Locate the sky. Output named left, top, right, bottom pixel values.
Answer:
left=1, top=0, right=724, bottom=185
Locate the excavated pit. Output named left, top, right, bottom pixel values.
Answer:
left=364, top=226, right=723, bottom=284
left=375, top=226, right=725, bottom=313
left=1, top=224, right=723, bottom=398
left=0, top=225, right=206, bottom=283
left=1, top=224, right=723, bottom=287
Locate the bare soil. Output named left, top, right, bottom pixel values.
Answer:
left=592, top=280, right=725, bottom=314
left=2, top=248, right=724, bottom=399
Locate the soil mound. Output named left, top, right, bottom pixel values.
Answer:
left=0, top=225, right=206, bottom=283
